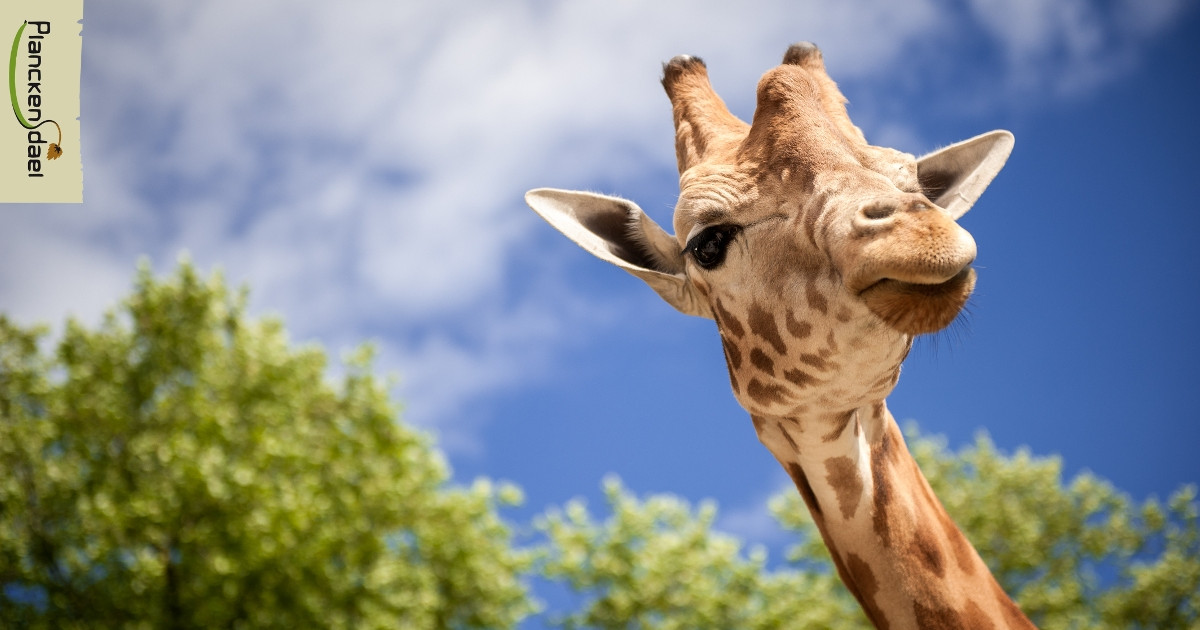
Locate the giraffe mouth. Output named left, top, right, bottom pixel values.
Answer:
left=858, top=267, right=976, bottom=335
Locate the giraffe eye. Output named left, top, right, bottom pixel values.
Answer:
left=686, top=225, right=741, bottom=270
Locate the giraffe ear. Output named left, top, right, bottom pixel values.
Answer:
left=525, top=188, right=714, bottom=319
left=917, top=130, right=1014, bottom=219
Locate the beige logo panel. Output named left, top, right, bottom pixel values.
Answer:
left=2, top=0, right=83, bottom=203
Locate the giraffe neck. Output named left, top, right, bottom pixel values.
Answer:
left=752, top=403, right=1036, bottom=629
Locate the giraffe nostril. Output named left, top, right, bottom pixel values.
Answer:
left=861, top=198, right=932, bottom=222
left=861, top=202, right=895, bottom=221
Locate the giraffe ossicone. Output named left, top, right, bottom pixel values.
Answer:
left=527, top=43, right=1033, bottom=630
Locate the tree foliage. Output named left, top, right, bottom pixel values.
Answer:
left=537, top=477, right=861, bottom=629
left=0, top=263, right=532, bottom=629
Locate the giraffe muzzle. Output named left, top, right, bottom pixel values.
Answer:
left=858, top=266, right=976, bottom=335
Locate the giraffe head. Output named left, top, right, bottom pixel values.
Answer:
left=527, top=43, right=1013, bottom=417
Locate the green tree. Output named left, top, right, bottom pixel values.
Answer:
left=537, top=477, right=861, bottom=629
left=541, top=432, right=1198, bottom=629
left=0, top=263, right=533, bottom=629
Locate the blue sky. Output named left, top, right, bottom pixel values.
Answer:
left=3, top=0, right=1199, bottom=606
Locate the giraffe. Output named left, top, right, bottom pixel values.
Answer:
left=525, top=43, right=1032, bottom=629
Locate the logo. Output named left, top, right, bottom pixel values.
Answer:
left=10, top=21, right=65, bottom=172
left=1, top=0, right=82, bottom=204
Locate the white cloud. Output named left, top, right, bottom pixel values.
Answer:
left=964, top=0, right=1191, bottom=98
left=0, top=0, right=1190, bottom=450
left=1117, top=0, right=1190, bottom=36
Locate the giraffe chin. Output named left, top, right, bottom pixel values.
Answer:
left=859, top=267, right=976, bottom=336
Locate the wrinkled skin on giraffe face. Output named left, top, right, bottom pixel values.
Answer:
left=665, top=47, right=980, bottom=416
left=524, top=42, right=1013, bottom=418
left=669, top=49, right=977, bottom=332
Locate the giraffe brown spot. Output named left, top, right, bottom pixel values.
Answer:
left=785, top=461, right=822, bottom=519
left=720, top=336, right=743, bottom=395
left=913, top=599, right=997, bottom=630
left=777, top=421, right=799, bottom=451
left=783, top=368, right=817, bottom=388
left=932, top=488, right=977, bottom=575
left=784, top=308, right=812, bottom=339
left=780, top=415, right=802, bottom=428
left=912, top=527, right=946, bottom=578
left=835, top=307, right=852, bottom=322
left=845, top=553, right=889, bottom=630
left=748, top=301, right=788, bottom=355
left=824, top=456, right=863, bottom=521
left=714, top=299, right=745, bottom=339
left=824, top=540, right=851, bottom=587
left=824, top=546, right=867, bottom=619
left=747, top=378, right=788, bottom=405
left=799, top=353, right=829, bottom=371
left=806, top=280, right=829, bottom=314
left=721, top=335, right=743, bottom=370
left=749, top=348, right=775, bottom=375
left=871, top=425, right=895, bottom=548
left=825, top=329, right=839, bottom=352
left=912, top=601, right=963, bottom=630
left=822, top=410, right=855, bottom=442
